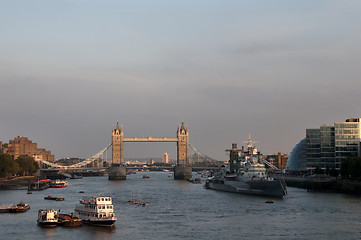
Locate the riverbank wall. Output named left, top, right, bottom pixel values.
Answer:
left=0, top=176, right=35, bottom=190
left=273, top=175, right=361, bottom=195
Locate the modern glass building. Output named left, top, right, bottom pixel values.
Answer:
left=306, top=129, right=321, bottom=170
left=287, top=138, right=307, bottom=171
left=305, top=118, right=361, bottom=171
left=334, top=119, right=361, bottom=169
left=320, top=125, right=335, bottom=169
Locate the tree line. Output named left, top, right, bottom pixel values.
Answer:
left=0, top=153, right=39, bottom=178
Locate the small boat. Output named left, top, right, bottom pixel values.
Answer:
left=44, top=195, right=65, bottom=201
left=57, top=213, right=83, bottom=227
left=50, top=179, right=67, bottom=188
left=13, top=202, right=31, bottom=212
left=27, top=191, right=32, bottom=194
left=37, top=209, right=58, bottom=227
left=0, top=202, right=30, bottom=213
left=79, top=191, right=85, bottom=193
left=128, top=191, right=146, bottom=206
left=142, top=175, right=150, bottom=178
left=265, top=200, right=274, bottom=203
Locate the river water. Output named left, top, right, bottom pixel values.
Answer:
left=0, top=172, right=360, bottom=240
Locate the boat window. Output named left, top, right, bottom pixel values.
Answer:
left=102, top=198, right=104, bottom=201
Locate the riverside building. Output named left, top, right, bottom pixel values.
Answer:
left=0, top=136, right=54, bottom=164
left=162, top=153, right=169, bottom=164
left=289, top=118, right=361, bottom=172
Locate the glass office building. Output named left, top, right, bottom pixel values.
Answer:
left=320, top=125, right=335, bottom=169
left=306, top=128, right=321, bottom=170
left=305, top=118, right=361, bottom=171
left=334, top=119, right=361, bottom=169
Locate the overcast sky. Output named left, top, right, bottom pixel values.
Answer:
left=1, top=0, right=361, bottom=162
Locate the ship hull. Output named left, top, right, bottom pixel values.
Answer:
left=205, top=179, right=287, bottom=198
left=82, top=219, right=116, bottom=227
left=37, top=221, right=57, bottom=228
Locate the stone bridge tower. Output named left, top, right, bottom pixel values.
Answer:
left=174, top=122, right=192, bottom=179
left=112, top=121, right=123, bottom=165
left=177, top=122, right=189, bottom=166
left=109, top=121, right=126, bottom=180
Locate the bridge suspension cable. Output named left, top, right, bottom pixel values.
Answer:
left=39, top=142, right=112, bottom=169
left=189, top=143, right=219, bottom=162
left=263, top=159, right=279, bottom=170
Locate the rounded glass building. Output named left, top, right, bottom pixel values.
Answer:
left=287, top=138, right=307, bottom=171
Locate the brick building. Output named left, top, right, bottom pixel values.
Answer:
left=1, top=136, right=54, bottom=163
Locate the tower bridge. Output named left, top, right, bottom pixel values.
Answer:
left=110, top=121, right=190, bottom=180
left=39, top=122, right=218, bottom=180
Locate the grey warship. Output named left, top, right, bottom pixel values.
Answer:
left=205, top=138, right=287, bottom=198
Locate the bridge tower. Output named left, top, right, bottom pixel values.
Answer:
left=109, top=121, right=126, bottom=180
left=174, top=122, right=192, bottom=179
left=177, top=122, right=189, bottom=166
left=111, top=121, right=123, bottom=165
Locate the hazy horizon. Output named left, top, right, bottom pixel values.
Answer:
left=1, top=1, right=361, bottom=161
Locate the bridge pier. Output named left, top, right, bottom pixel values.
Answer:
left=108, top=165, right=126, bottom=180
left=174, top=166, right=192, bottom=180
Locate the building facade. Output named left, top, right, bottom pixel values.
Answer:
left=306, top=118, right=361, bottom=171
left=1, top=136, right=54, bottom=163
left=162, top=153, right=169, bottom=164
left=264, top=153, right=288, bottom=170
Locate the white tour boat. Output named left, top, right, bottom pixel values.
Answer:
left=74, top=196, right=117, bottom=227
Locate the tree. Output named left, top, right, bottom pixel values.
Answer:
left=15, top=156, right=38, bottom=176
left=341, top=157, right=361, bottom=179
left=0, top=153, right=20, bottom=178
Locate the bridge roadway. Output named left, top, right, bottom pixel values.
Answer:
left=123, top=137, right=178, bottom=142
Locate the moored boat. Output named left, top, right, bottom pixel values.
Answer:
left=50, top=179, right=67, bottom=188
left=74, top=196, right=116, bottom=227
left=28, top=179, right=51, bottom=191
left=37, top=209, right=58, bottom=227
left=12, top=202, right=31, bottom=212
left=44, top=195, right=64, bottom=201
left=0, top=202, right=30, bottom=213
left=205, top=138, right=287, bottom=198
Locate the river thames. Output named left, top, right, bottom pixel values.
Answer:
left=0, top=172, right=360, bottom=240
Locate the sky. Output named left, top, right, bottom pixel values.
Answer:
left=1, top=0, right=361, bottom=162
